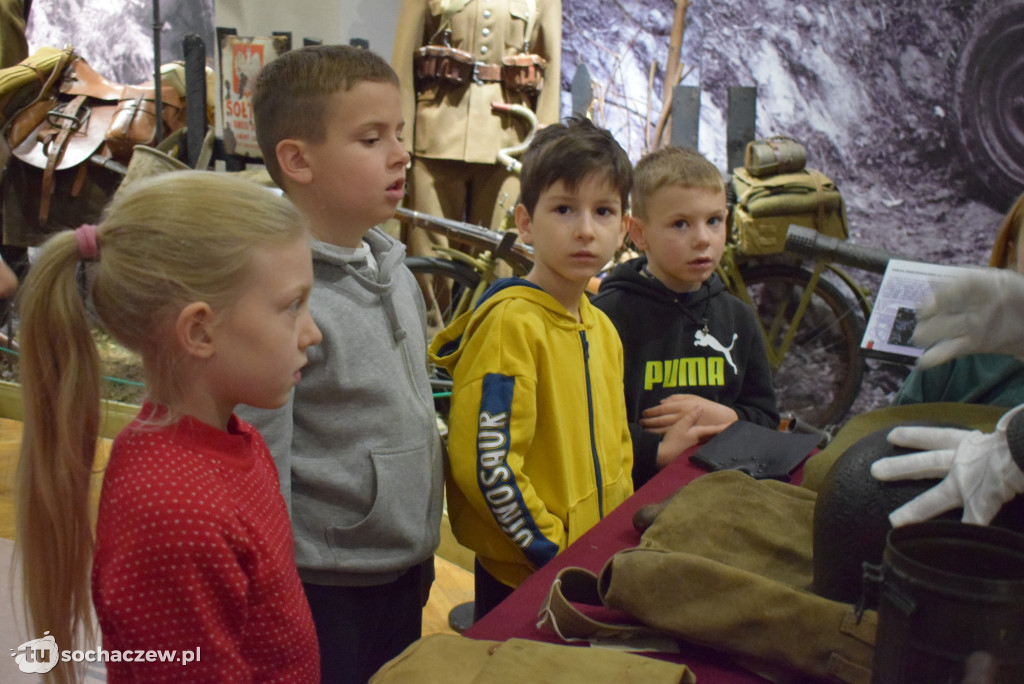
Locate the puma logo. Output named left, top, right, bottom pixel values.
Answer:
left=694, top=329, right=738, bottom=375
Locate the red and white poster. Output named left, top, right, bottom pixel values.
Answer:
left=220, top=35, right=289, bottom=158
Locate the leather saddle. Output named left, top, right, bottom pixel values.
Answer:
left=5, top=53, right=185, bottom=230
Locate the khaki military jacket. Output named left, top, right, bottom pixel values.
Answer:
left=393, top=0, right=562, bottom=165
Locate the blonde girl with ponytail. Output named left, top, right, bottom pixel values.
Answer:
left=15, top=171, right=322, bottom=683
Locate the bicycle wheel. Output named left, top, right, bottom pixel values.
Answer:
left=740, top=263, right=865, bottom=429
left=404, top=256, right=482, bottom=338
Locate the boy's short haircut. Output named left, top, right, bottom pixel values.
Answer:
left=631, top=146, right=725, bottom=221
left=253, top=45, right=400, bottom=187
left=518, top=115, right=632, bottom=216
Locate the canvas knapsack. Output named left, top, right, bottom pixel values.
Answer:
left=731, top=165, right=849, bottom=256
left=0, top=45, right=75, bottom=129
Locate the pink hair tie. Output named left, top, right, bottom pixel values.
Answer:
left=74, top=224, right=99, bottom=260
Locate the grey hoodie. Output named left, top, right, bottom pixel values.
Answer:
left=239, top=227, right=443, bottom=586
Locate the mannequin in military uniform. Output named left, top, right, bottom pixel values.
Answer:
left=393, top=0, right=561, bottom=254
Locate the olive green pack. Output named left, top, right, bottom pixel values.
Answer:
left=0, top=46, right=75, bottom=128
left=731, top=166, right=849, bottom=256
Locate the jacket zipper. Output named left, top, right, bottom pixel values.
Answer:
left=580, top=330, right=605, bottom=517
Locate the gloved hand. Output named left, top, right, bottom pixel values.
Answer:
left=870, top=405, right=1024, bottom=526
left=914, top=268, right=1024, bottom=369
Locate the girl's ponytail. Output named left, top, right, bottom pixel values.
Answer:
left=15, top=229, right=102, bottom=679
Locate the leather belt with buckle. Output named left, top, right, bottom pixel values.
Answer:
left=472, top=63, right=502, bottom=84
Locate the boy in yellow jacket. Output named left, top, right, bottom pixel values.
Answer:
left=430, top=116, right=634, bottom=619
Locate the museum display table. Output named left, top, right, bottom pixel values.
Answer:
left=463, top=449, right=807, bottom=683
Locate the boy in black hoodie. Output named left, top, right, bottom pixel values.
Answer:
left=592, top=147, right=778, bottom=486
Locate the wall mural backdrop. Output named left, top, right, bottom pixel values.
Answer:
left=559, top=0, right=1024, bottom=412
left=562, top=0, right=1021, bottom=261
left=26, top=0, right=1024, bottom=417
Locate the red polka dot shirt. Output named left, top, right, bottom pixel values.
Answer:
left=92, top=404, right=319, bottom=682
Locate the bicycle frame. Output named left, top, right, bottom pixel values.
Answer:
left=717, top=245, right=872, bottom=373
left=427, top=232, right=521, bottom=321
left=396, top=207, right=534, bottom=274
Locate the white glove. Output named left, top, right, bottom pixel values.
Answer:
left=914, top=268, right=1024, bottom=369
left=870, top=405, right=1024, bottom=526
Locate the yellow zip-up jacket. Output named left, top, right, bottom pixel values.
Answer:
left=429, top=279, right=633, bottom=587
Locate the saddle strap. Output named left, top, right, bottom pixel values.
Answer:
left=30, top=52, right=71, bottom=111
left=39, top=93, right=86, bottom=226
left=536, top=566, right=661, bottom=643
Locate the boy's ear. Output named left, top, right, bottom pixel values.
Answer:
left=514, top=204, right=534, bottom=244
left=276, top=139, right=313, bottom=185
left=617, top=212, right=629, bottom=247
left=176, top=302, right=217, bottom=359
left=627, top=214, right=649, bottom=251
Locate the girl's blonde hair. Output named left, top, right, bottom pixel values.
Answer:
left=14, top=171, right=307, bottom=681
left=990, top=191, right=1024, bottom=269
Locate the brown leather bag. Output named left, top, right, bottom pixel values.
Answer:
left=104, top=84, right=185, bottom=161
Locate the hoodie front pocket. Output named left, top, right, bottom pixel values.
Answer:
left=326, top=445, right=435, bottom=562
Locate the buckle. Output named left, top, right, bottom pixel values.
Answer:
left=471, top=62, right=503, bottom=85
left=47, top=103, right=91, bottom=133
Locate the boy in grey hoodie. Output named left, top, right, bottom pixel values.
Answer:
left=242, top=45, right=443, bottom=684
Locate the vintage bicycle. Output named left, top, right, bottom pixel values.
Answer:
left=399, top=203, right=887, bottom=432
left=399, top=100, right=890, bottom=430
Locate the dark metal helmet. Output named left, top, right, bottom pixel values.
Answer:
left=812, top=423, right=1024, bottom=606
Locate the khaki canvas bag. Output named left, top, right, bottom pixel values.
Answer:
left=732, top=166, right=849, bottom=255
left=538, top=471, right=877, bottom=683
left=370, top=634, right=695, bottom=684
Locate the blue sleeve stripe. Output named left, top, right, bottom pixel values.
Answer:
left=478, top=373, right=560, bottom=568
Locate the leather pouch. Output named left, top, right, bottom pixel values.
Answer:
left=501, top=54, right=545, bottom=93
left=414, top=45, right=474, bottom=88
left=689, top=420, right=820, bottom=481
left=104, top=85, right=184, bottom=162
